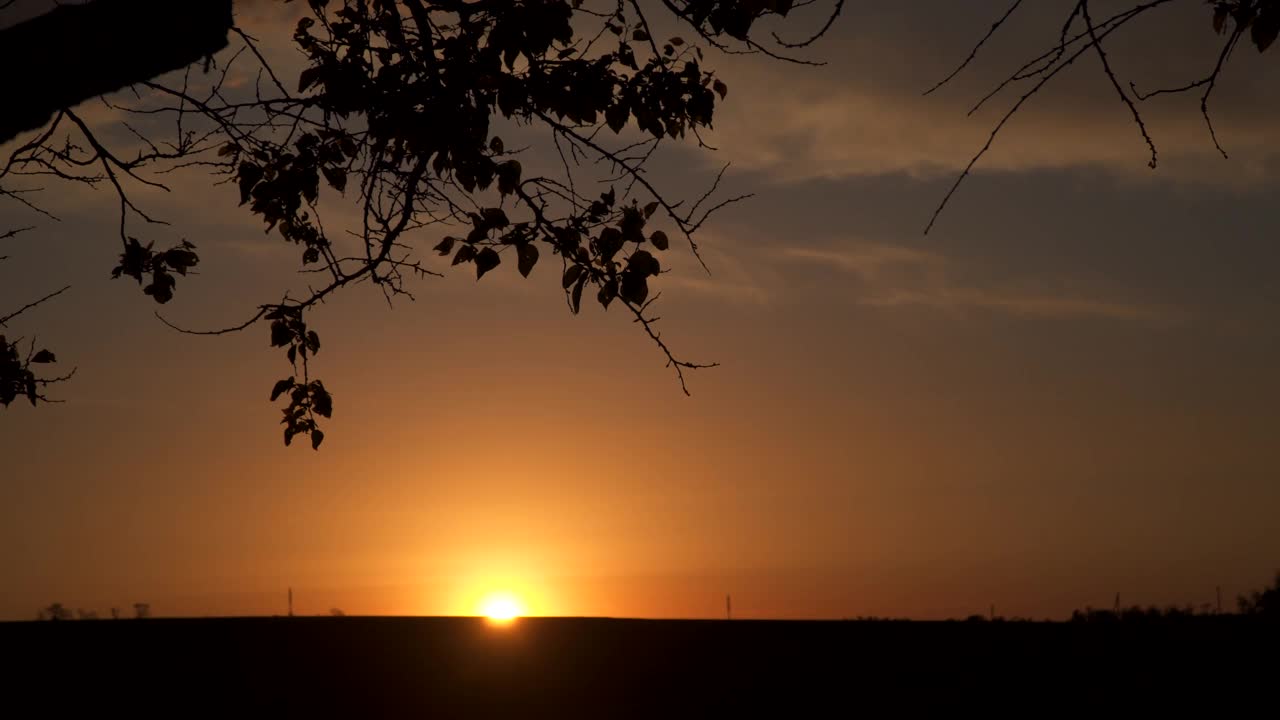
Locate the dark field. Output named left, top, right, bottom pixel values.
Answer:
left=4, top=617, right=1276, bottom=717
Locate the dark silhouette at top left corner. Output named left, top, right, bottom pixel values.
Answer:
left=0, top=0, right=235, bottom=145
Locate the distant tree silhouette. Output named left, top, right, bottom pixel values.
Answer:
left=330, top=608, right=346, bottom=617
left=133, top=603, right=152, bottom=619
left=925, top=0, right=1280, bottom=232
left=1238, top=571, right=1280, bottom=616
left=0, top=0, right=843, bottom=447
left=40, top=602, right=71, bottom=621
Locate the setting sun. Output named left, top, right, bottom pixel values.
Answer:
left=478, top=592, right=525, bottom=623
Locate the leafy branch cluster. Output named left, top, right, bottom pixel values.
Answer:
left=0, top=0, right=844, bottom=447
left=0, top=226, right=73, bottom=407
left=925, top=0, right=1280, bottom=233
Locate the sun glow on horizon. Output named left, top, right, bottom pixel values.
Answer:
left=478, top=591, right=526, bottom=623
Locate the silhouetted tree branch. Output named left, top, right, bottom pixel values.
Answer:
left=1, top=226, right=73, bottom=406
left=0, top=0, right=843, bottom=447
left=925, top=0, right=1280, bottom=234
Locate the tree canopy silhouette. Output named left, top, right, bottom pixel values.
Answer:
left=2, top=0, right=1274, bottom=447
left=1, top=0, right=843, bottom=447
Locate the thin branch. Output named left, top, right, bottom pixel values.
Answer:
left=772, top=0, right=846, bottom=50
left=1080, top=1, right=1158, bottom=169
left=0, top=285, right=70, bottom=327
left=924, top=0, right=1024, bottom=96
left=154, top=306, right=268, bottom=335
left=0, top=226, right=34, bottom=242
left=626, top=299, right=718, bottom=396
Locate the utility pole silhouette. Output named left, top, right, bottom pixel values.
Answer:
left=1217, top=586, right=1222, bottom=614
left=726, top=594, right=732, bottom=620
left=288, top=587, right=294, bottom=618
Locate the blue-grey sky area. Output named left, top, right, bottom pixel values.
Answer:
left=1, top=0, right=1277, bottom=620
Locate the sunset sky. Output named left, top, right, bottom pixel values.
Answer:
left=1, top=0, right=1277, bottom=621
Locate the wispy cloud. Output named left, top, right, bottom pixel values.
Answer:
left=859, top=287, right=1167, bottom=322
left=780, top=245, right=941, bottom=278
left=702, top=2, right=1280, bottom=185
left=779, top=242, right=1173, bottom=323
left=658, top=232, right=777, bottom=306
left=653, top=232, right=1172, bottom=324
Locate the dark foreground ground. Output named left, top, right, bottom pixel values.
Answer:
left=3, top=616, right=1277, bottom=717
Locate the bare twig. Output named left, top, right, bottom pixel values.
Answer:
left=0, top=285, right=70, bottom=327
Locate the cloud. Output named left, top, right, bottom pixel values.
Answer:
left=779, top=242, right=1172, bottom=323
left=701, top=1, right=1280, bottom=184
left=659, top=232, right=777, bottom=306
left=653, top=228, right=1171, bottom=323
left=779, top=246, right=942, bottom=279
left=859, top=287, right=1167, bottom=322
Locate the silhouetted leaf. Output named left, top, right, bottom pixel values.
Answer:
left=629, top=249, right=660, bottom=276
left=270, top=321, right=292, bottom=347
left=435, top=236, right=457, bottom=256
left=112, top=237, right=149, bottom=283
left=453, top=244, right=478, bottom=265
left=570, top=275, right=586, bottom=314
left=497, top=160, right=522, bottom=196
left=475, top=247, right=501, bottom=279
left=298, top=66, right=322, bottom=93
left=311, top=428, right=325, bottom=450
left=644, top=201, right=660, bottom=218
left=597, top=227, right=624, bottom=260
left=237, top=162, right=263, bottom=206
left=270, top=378, right=294, bottom=401
left=163, top=248, right=199, bottom=275
left=517, top=243, right=539, bottom=278
left=312, top=384, right=332, bottom=418
left=31, top=350, right=56, bottom=364
left=490, top=136, right=504, bottom=154
left=563, top=264, right=584, bottom=289
left=713, top=79, right=728, bottom=99
left=620, top=269, right=649, bottom=305
left=482, top=207, right=509, bottom=228
left=143, top=269, right=176, bottom=304
left=306, top=330, right=321, bottom=354
left=650, top=230, right=669, bottom=251
left=598, top=278, right=617, bottom=309
left=321, top=165, right=347, bottom=193
left=605, top=102, right=629, bottom=133
left=1254, top=12, right=1280, bottom=52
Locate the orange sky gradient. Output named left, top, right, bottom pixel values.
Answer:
left=1, top=0, right=1278, bottom=621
